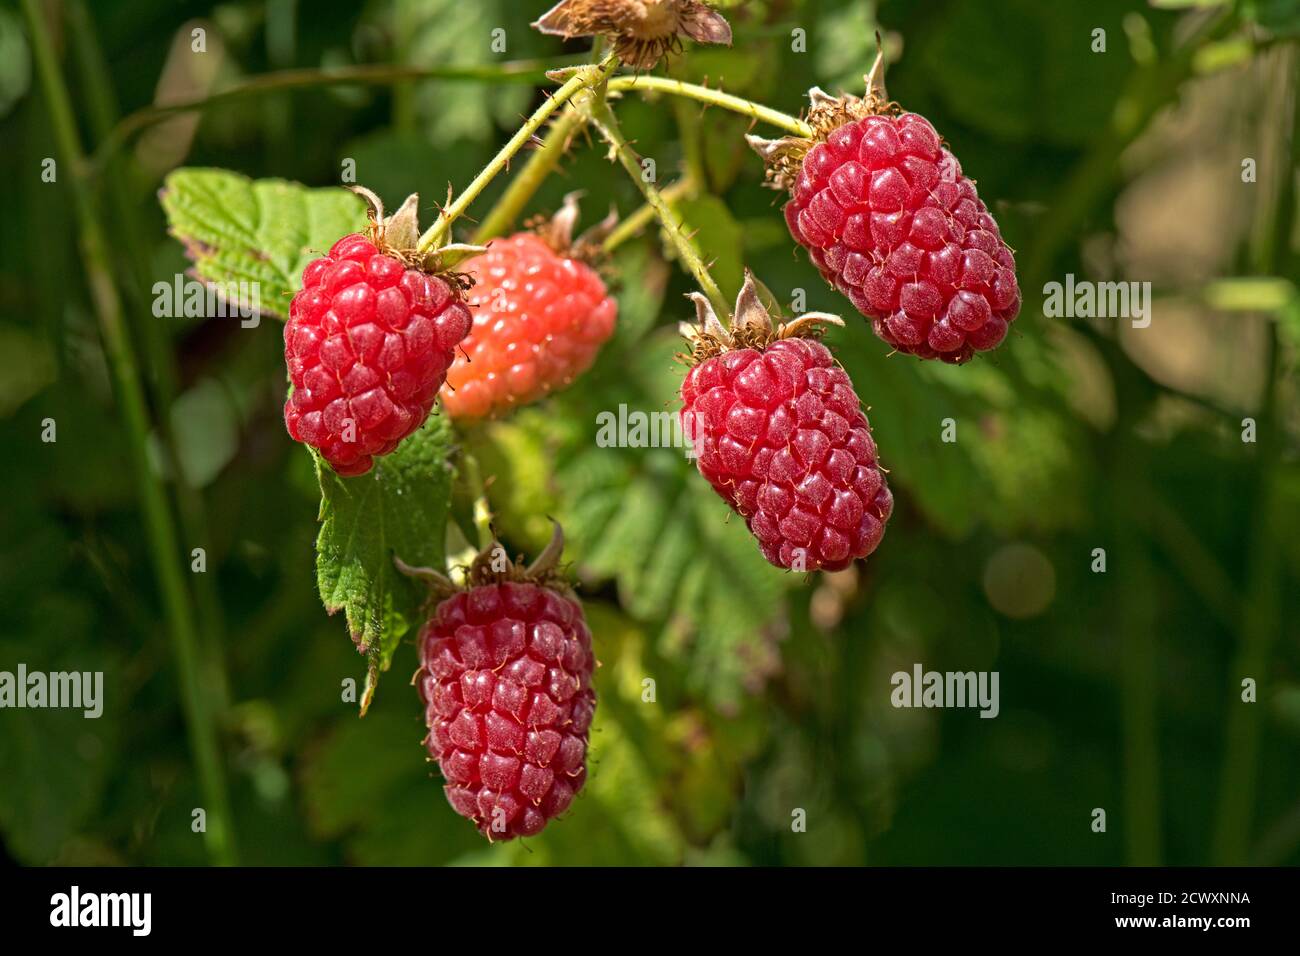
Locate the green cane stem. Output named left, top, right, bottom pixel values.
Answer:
left=601, top=176, right=698, bottom=253
left=472, top=105, right=586, bottom=244
left=606, top=75, right=813, bottom=138
left=588, top=99, right=730, bottom=318
left=418, top=57, right=619, bottom=253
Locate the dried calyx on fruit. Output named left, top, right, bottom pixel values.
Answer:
left=525, top=190, right=620, bottom=266
left=441, top=193, right=619, bottom=420
left=283, top=188, right=479, bottom=476
left=748, top=49, right=1021, bottom=364
left=680, top=271, right=845, bottom=361
left=400, top=523, right=597, bottom=841
left=347, top=186, right=486, bottom=279
left=744, top=55, right=900, bottom=195
left=679, top=273, right=892, bottom=572
left=533, top=0, right=732, bottom=70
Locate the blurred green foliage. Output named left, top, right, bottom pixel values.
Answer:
left=1, top=0, right=1298, bottom=867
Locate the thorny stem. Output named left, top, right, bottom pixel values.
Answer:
left=471, top=39, right=610, bottom=242
left=601, top=176, right=698, bottom=253
left=606, top=75, right=814, bottom=138
left=417, top=57, right=620, bottom=253
left=472, top=105, right=586, bottom=243
left=22, top=0, right=237, bottom=865
left=588, top=98, right=730, bottom=318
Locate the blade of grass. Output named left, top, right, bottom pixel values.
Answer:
left=90, top=57, right=583, bottom=173
left=1211, top=42, right=1296, bottom=866
left=67, top=0, right=233, bottom=719
left=22, top=0, right=237, bottom=865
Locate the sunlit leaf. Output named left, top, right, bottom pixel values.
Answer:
left=160, top=168, right=366, bottom=320
left=313, top=414, right=455, bottom=707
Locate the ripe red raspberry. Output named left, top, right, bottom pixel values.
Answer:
left=412, top=528, right=595, bottom=840
left=283, top=191, right=473, bottom=476
left=441, top=199, right=618, bottom=419
left=751, top=78, right=1020, bottom=363
left=679, top=275, right=892, bottom=571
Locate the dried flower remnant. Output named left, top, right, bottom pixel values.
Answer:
left=533, top=0, right=732, bottom=69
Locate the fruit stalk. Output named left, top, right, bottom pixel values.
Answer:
left=417, top=56, right=620, bottom=253
left=22, top=0, right=237, bottom=865
left=588, top=97, right=730, bottom=318
left=472, top=37, right=610, bottom=242
left=606, top=74, right=813, bottom=137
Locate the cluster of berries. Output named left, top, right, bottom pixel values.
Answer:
left=279, top=8, right=1019, bottom=840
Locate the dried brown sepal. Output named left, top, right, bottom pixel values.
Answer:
left=533, top=0, right=731, bottom=70
left=744, top=48, right=903, bottom=191
left=680, top=271, right=844, bottom=363
left=346, top=185, right=484, bottom=291
left=393, top=520, right=577, bottom=605
left=524, top=191, right=620, bottom=267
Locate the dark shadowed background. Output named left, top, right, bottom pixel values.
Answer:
left=1, top=0, right=1297, bottom=866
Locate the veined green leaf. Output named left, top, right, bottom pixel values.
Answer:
left=160, top=168, right=367, bottom=321
left=313, top=414, right=455, bottom=710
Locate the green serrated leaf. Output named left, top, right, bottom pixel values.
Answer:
left=313, top=414, right=455, bottom=708
left=160, top=168, right=367, bottom=321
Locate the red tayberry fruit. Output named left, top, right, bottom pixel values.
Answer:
left=441, top=200, right=618, bottom=420
left=751, top=75, right=1020, bottom=363
left=413, top=528, right=595, bottom=840
left=679, top=275, right=892, bottom=571
left=284, top=191, right=473, bottom=476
